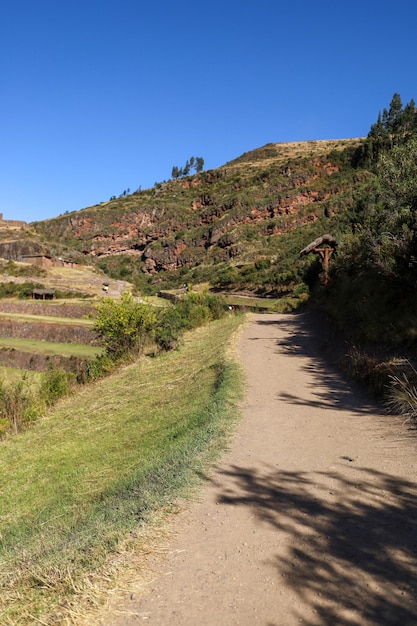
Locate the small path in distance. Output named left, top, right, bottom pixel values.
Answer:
left=101, top=312, right=417, bottom=626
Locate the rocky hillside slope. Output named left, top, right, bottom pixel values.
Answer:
left=28, top=138, right=368, bottom=295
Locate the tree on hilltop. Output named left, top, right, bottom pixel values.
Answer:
left=359, top=93, right=417, bottom=166
left=171, top=156, right=204, bottom=178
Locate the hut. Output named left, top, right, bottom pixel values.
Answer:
left=32, top=288, right=56, bottom=300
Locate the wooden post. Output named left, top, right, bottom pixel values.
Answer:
left=315, top=248, right=334, bottom=285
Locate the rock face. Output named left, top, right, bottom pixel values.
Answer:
left=33, top=139, right=364, bottom=273
left=0, top=240, right=48, bottom=261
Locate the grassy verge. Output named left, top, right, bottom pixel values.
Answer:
left=0, top=365, right=41, bottom=387
left=0, top=337, right=102, bottom=358
left=0, top=312, right=94, bottom=326
left=0, top=313, right=244, bottom=625
left=221, top=293, right=308, bottom=312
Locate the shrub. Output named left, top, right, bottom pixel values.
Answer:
left=154, top=306, right=187, bottom=350
left=213, top=266, right=238, bottom=287
left=255, top=258, right=271, bottom=270
left=0, top=376, right=39, bottom=435
left=154, top=292, right=227, bottom=351
left=387, top=362, right=417, bottom=423
left=39, top=368, right=75, bottom=406
left=93, top=292, right=157, bottom=359
left=75, top=354, right=116, bottom=384
left=0, top=282, right=44, bottom=299
left=293, top=282, right=309, bottom=297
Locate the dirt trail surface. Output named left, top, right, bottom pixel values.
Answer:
left=102, top=313, right=417, bottom=626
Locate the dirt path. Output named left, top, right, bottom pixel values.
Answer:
left=101, top=313, right=417, bottom=625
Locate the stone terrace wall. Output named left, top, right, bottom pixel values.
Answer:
left=0, top=219, right=26, bottom=228
left=0, top=301, right=96, bottom=318
left=0, top=349, right=89, bottom=372
left=0, top=319, right=98, bottom=345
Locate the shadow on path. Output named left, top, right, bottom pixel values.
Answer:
left=226, top=312, right=417, bottom=624
left=213, top=463, right=417, bottom=625
left=254, top=312, right=383, bottom=417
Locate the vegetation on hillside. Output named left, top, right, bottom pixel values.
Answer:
left=6, top=93, right=417, bottom=410
left=325, top=94, right=417, bottom=345
left=32, top=138, right=364, bottom=297
left=171, top=155, right=204, bottom=178
left=317, top=94, right=417, bottom=411
left=0, top=290, right=228, bottom=437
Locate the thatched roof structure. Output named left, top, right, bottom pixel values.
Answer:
left=300, top=234, right=337, bottom=257
left=32, top=289, right=56, bottom=300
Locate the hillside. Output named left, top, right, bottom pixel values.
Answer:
left=31, top=138, right=366, bottom=295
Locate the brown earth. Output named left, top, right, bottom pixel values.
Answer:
left=96, top=312, right=417, bottom=626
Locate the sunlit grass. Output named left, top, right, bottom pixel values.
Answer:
left=0, top=314, right=244, bottom=625
left=0, top=311, right=94, bottom=325
left=221, top=293, right=308, bottom=312
left=0, top=337, right=102, bottom=358
left=0, top=364, right=41, bottom=387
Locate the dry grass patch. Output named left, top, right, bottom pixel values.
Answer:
left=0, top=365, right=41, bottom=387
left=228, top=138, right=364, bottom=171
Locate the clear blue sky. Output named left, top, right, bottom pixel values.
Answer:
left=1, top=0, right=416, bottom=223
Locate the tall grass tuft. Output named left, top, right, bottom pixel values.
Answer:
left=0, top=376, right=39, bottom=435
left=387, top=361, right=417, bottom=423
left=38, top=368, right=75, bottom=406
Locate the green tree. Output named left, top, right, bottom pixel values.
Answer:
left=171, top=156, right=204, bottom=178
left=382, top=92, right=403, bottom=139
left=378, top=135, right=417, bottom=210
left=93, top=292, right=156, bottom=359
left=357, top=135, right=417, bottom=281
left=196, top=157, right=204, bottom=173
left=360, top=94, right=417, bottom=167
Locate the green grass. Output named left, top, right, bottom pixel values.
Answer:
left=0, top=312, right=94, bottom=325
left=221, top=294, right=282, bottom=309
left=221, top=293, right=308, bottom=312
left=0, top=365, right=41, bottom=387
left=0, top=314, right=244, bottom=625
left=0, top=337, right=102, bottom=358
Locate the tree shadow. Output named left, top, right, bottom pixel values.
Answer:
left=211, top=463, right=417, bottom=625
left=254, top=312, right=383, bottom=417
left=219, top=312, right=417, bottom=622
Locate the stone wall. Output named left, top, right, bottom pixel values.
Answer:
left=0, top=349, right=89, bottom=372
left=0, top=319, right=98, bottom=345
left=0, top=301, right=96, bottom=318
left=0, top=215, right=27, bottom=228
